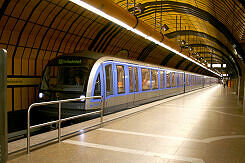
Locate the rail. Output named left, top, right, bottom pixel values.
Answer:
left=27, top=96, right=103, bottom=154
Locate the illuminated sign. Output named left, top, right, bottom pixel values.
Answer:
left=207, top=64, right=226, bottom=68
left=58, top=59, right=82, bottom=65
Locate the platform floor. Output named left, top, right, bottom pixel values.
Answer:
left=8, top=85, right=245, bottom=163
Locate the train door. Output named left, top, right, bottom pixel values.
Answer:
left=115, top=63, right=127, bottom=110
left=133, top=67, right=139, bottom=106
left=202, top=76, right=204, bottom=88
left=127, top=66, right=134, bottom=108
left=103, top=61, right=114, bottom=111
left=180, top=72, right=184, bottom=93
left=184, top=72, right=186, bottom=93
left=88, top=64, right=104, bottom=110
left=159, top=70, right=164, bottom=97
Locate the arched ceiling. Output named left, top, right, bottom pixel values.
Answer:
left=113, top=0, right=245, bottom=77
left=0, top=0, right=244, bottom=111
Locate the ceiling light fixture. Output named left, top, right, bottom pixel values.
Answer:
left=181, top=40, right=186, bottom=45
left=162, top=24, right=169, bottom=31
left=136, top=3, right=145, bottom=13
left=189, top=46, right=193, bottom=51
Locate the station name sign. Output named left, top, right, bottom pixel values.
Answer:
left=7, top=77, right=40, bottom=86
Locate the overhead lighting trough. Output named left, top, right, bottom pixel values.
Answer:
left=69, top=0, right=221, bottom=77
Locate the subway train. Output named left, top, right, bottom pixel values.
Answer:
left=38, top=51, right=218, bottom=117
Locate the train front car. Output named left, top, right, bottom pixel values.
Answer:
left=38, top=53, right=98, bottom=116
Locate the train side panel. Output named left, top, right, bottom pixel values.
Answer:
left=86, top=57, right=218, bottom=113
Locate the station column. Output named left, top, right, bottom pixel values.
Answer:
left=243, top=75, right=245, bottom=113
left=238, top=76, right=244, bottom=103
left=0, top=49, right=8, bottom=162
left=232, top=78, right=238, bottom=94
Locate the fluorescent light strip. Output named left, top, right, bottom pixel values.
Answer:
left=69, top=0, right=221, bottom=77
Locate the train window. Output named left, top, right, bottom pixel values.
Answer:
left=117, top=65, right=125, bottom=94
left=180, top=73, right=183, bottom=86
left=166, top=71, right=171, bottom=88
left=172, top=72, right=176, bottom=87
left=94, top=74, right=101, bottom=96
left=191, top=75, right=194, bottom=85
left=160, top=71, right=163, bottom=88
left=42, top=65, right=91, bottom=93
left=186, top=74, right=189, bottom=86
left=129, top=66, right=134, bottom=93
left=41, top=66, right=58, bottom=89
left=105, top=64, right=113, bottom=96
left=177, top=73, right=180, bottom=87
left=141, top=68, right=150, bottom=90
left=151, top=69, right=159, bottom=89
left=134, top=67, right=138, bottom=92
left=190, top=75, right=192, bottom=85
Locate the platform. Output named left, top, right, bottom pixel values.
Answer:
left=8, top=85, right=245, bottom=163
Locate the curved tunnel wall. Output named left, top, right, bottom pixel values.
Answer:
left=0, top=0, right=212, bottom=111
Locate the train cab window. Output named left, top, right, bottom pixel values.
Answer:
left=129, top=66, right=134, bottom=93
left=94, top=74, right=101, bottom=96
left=41, top=66, right=58, bottom=89
left=160, top=71, right=163, bottom=88
left=141, top=68, right=150, bottom=90
left=180, top=73, right=184, bottom=86
left=151, top=69, right=159, bottom=89
left=117, top=65, right=125, bottom=94
left=172, top=72, right=176, bottom=87
left=166, top=71, right=171, bottom=88
left=105, top=64, right=113, bottom=96
left=134, top=67, right=138, bottom=92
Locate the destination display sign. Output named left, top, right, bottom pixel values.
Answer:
left=58, top=59, right=82, bottom=65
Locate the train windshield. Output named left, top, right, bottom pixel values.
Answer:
left=40, top=57, right=95, bottom=93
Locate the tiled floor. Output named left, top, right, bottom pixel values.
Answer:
left=8, top=85, right=245, bottom=163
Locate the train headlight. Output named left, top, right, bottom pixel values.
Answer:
left=39, top=93, right=44, bottom=99
left=80, top=95, right=85, bottom=102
